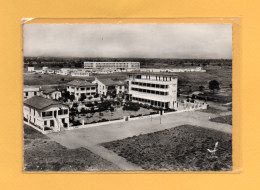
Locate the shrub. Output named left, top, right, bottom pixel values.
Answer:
left=123, top=102, right=140, bottom=112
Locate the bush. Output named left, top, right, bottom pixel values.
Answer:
left=123, top=102, right=140, bottom=112
left=72, top=103, right=78, bottom=107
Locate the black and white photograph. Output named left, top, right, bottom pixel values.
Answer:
left=23, top=22, right=232, bottom=171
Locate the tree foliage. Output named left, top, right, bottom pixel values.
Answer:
left=209, top=80, right=220, bottom=92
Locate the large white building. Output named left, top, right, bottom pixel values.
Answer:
left=127, top=72, right=178, bottom=109
left=84, top=62, right=140, bottom=71
left=66, top=80, right=98, bottom=101
left=23, top=96, right=70, bottom=132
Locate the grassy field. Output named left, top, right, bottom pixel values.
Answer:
left=210, top=115, right=232, bottom=125
left=24, top=124, right=120, bottom=171
left=177, top=67, right=232, bottom=92
left=24, top=67, right=231, bottom=90
left=101, top=125, right=232, bottom=171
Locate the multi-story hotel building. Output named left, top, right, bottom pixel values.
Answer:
left=66, top=80, right=98, bottom=101
left=84, top=62, right=140, bottom=71
left=127, top=72, right=178, bottom=109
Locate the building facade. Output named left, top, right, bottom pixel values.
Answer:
left=66, top=80, right=98, bottom=101
left=23, top=96, right=70, bottom=132
left=127, top=72, right=178, bottom=109
left=42, top=88, right=62, bottom=100
left=93, top=77, right=125, bottom=97
left=84, top=62, right=140, bottom=71
left=23, top=86, right=42, bottom=100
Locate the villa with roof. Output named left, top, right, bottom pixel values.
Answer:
left=66, top=80, right=98, bottom=101
left=23, top=96, right=70, bottom=132
left=92, top=77, right=125, bottom=97
left=42, top=88, right=62, bottom=100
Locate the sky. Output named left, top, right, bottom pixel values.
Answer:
left=23, top=23, right=232, bottom=59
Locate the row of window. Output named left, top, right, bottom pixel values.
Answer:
left=132, top=97, right=169, bottom=108
left=24, top=92, right=37, bottom=96
left=134, top=75, right=173, bottom=82
left=131, top=81, right=169, bottom=89
left=69, top=87, right=96, bottom=91
left=76, top=92, right=96, bottom=96
left=131, top=87, right=169, bottom=96
left=42, top=109, right=68, bottom=117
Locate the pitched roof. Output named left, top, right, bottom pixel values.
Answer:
left=67, top=80, right=95, bottom=87
left=97, top=78, right=124, bottom=86
left=24, top=96, right=64, bottom=110
left=42, top=88, right=60, bottom=94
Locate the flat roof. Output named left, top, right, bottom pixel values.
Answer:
left=126, top=71, right=178, bottom=77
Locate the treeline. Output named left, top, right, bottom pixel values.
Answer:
left=24, top=56, right=232, bottom=68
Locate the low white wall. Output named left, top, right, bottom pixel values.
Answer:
left=70, top=118, right=125, bottom=130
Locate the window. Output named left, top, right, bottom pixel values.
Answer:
left=44, top=121, right=47, bottom=125
left=58, top=109, right=62, bottom=115
left=64, top=109, right=68, bottom=114
left=43, top=111, right=52, bottom=117
left=91, top=87, right=95, bottom=90
left=81, top=88, right=85, bottom=90
left=87, top=87, right=90, bottom=90
left=34, top=92, right=37, bottom=95
left=25, top=92, right=28, bottom=96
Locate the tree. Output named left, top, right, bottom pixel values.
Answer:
left=79, top=94, right=86, bottom=102
left=209, top=80, right=220, bottom=93
left=199, top=85, right=205, bottom=92
left=69, top=94, right=75, bottom=102
left=62, top=91, right=71, bottom=100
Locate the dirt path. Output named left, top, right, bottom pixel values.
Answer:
left=86, top=145, right=143, bottom=170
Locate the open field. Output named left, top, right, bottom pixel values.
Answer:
left=210, top=115, right=232, bottom=125
left=24, top=67, right=231, bottom=90
left=24, top=124, right=120, bottom=171
left=177, top=67, right=232, bottom=93
left=101, top=125, right=232, bottom=171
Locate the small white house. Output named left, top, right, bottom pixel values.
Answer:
left=42, top=88, right=62, bottom=100
left=24, top=86, right=42, bottom=100
left=23, top=96, right=70, bottom=132
left=28, top=67, right=35, bottom=72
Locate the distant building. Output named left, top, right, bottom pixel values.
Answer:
left=127, top=72, right=178, bottom=109
left=84, top=62, right=140, bottom=71
left=23, top=86, right=41, bottom=100
left=66, top=80, right=97, bottom=101
left=71, top=70, right=90, bottom=77
left=23, top=96, right=70, bottom=132
left=93, top=77, right=125, bottom=97
left=28, top=67, right=34, bottom=72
